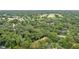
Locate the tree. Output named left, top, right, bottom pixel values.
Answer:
left=58, top=36, right=74, bottom=49
left=48, top=32, right=59, bottom=42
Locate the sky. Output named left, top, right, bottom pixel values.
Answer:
left=0, top=0, right=79, bottom=10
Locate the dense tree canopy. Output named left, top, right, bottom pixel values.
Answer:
left=0, top=10, right=79, bottom=49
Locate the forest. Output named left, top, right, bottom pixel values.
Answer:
left=0, top=10, right=79, bottom=49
